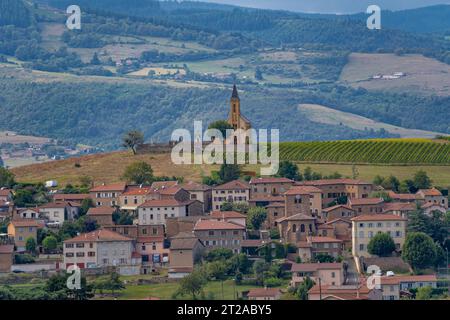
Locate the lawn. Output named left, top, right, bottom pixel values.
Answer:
left=103, top=279, right=270, bottom=300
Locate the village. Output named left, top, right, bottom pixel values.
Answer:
left=0, top=87, right=449, bottom=301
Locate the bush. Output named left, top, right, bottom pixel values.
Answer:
left=263, top=277, right=282, bottom=287
left=367, top=233, right=396, bottom=257
left=14, top=254, right=35, bottom=264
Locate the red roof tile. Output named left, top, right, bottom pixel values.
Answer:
left=310, top=236, right=343, bottom=243
left=417, top=188, right=442, bottom=196
left=139, top=199, right=190, bottom=208
left=90, top=183, right=127, bottom=192
left=291, top=262, right=343, bottom=272
left=322, top=204, right=354, bottom=212
left=213, top=180, right=250, bottom=190
left=64, top=229, right=132, bottom=243
left=351, top=214, right=407, bottom=222
left=380, top=275, right=437, bottom=285
left=87, top=207, right=116, bottom=215
left=349, top=198, right=384, bottom=206
left=297, top=179, right=372, bottom=186
left=194, top=219, right=245, bottom=231
left=210, top=211, right=246, bottom=219
left=247, top=287, right=281, bottom=298
left=285, top=186, right=322, bottom=195
left=249, top=177, right=294, bottom=184
left=9, top=219, right=41, bottom=227
left=53, top=194, right=90, bottom=201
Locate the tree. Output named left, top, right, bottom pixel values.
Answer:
left=381, top=175, right=400, bottom=192
left=0, top=167, right=15, bottom=187
left=79, top=198, right=94, bottom=216
left=0, top=287, right=15, bottom=300
left=416, top=286, right=433, bottom=300
left=122, top=130, right=144, bottom=155
left=402, top=232, right=437, bottom=271
left=413, top=170, right=432, bottom=189
left=313, top=253, right=335, bottom=263
left=205, top=248, right=233, bottom=262
left=297, top=276, right=314, bottom=300
left=175, top=268, right=207, bottom=299
left=122, top=161, right=154, bottom=184
left=367, top=233, right=396, bottom=257
left=104, top=272, right=125, bottom=296
left=246, top=207, right=267, bottom=230
left=207, top=261, right=227, bottom=299
left=113, top=211, right=133, bottom=225
left=254, top=67, right=263, bottom=80
left=42, top=235, right=58, bottom=253
left=399, top=179, right=417, bottom=193
left=25, top=237, right=36, bottom=254
left=218, top=164, right=240, bottom=183
left=208, top=120, right=233, bottom=138
left=277, top=160, right=301, bottom=180
left=90, top=52, right=101, bottom=65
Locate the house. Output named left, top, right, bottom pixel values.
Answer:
left=53, top=193, right=90, bottom=204
left=297, top=179, right=374, bottom=206
left=209, top=210, right=246, bottom=227
left=0, top=200, right=14, bottom=222
left=247, top=287, right=282, bottom=300
left=249, top=177, right=294, bottom=198
left=284, top=186, right=323, bottom=217
left=7, top=219, right=41, bottom=252
left=157, top=186, right=190, bottom=202
left=379, top=275, right=438, bottom=300
left=319, top=218, right=352, bottom=248
left=306, top=236, right=343, bottom=260
left=417, top=188, right=448, bottom=209
left=290, top=262, right=345, bottom=287
left=276, top=213, right=316, bottom=243
left=383, top=202, right=416, bottom=218
left=0, top=244, right=14, bottom=273
left=62, top=229, right=136, bottom=272
left=119, top=185, right=153, bottom=212
left=165, top=216, right=209, bottom=238
left=137, top=234, right=169, bottom=269
left=138, top=199, right=203, bottom=226
left=351, top=214, right=407, bottom=258
left=38, top=202, right=79, bottom=225
left=0, top=188, right=13, bottom=202
left=321, top=205, right=355, bottom=222
left=16, top=208, right=40, bottom=220
left=193, top=219, right=245, bottom=254
left=212, top=180, right=250, bottom=211
left=86, top=207, right=116, bottom=226
left=168, top=232, right=205, bottom=279
left=265, top=202, right=285, bottom=229
left=348, top=198, right=384, bottom=215
left=90, top=182, right=127, bottom=207
left=151, top=180, right=179, bottom=190
left=421, top=202, right=447, bottom=216
left=180, top=181, right=212, bottom=213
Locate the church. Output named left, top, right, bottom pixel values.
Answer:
left=227, top=84, right=251, bottom=132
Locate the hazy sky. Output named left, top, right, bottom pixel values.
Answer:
left=199, top=0, right=450, bottom=13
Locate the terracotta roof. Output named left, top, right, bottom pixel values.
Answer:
left=265, top=202, right=285, bottom=208
left=18, top=207, right=39, bottom=213
left=38, top=202, right=72, bottom=209
left=169, top=267, right=193, bottom=273
left=349, top=198, right=384, bottom=206
left=275, top=213, right=316, bottom=223
left=139, top=199, right=189, bottom=208
left=90, top=183, right=127, bottom=192
left=213, top=180, right=250, bottom=190
left=323, top=218, right=352, bottom=226
left=0, top=245, right=14, bottom=254
left=380, top=275, right=437, bottom=285
left=158, top=186, right=184, bottom=196
left=383, top=202, right=416, bottom=212
left=296, top=241, right=312, bottom=248
left=64, top=229, right=133, bottom=243
left=351, top=214, right=407, bottom=222
left=9, top=219, right=41, bottom=227
left=0, top=189, right=12, bottom=196
left=151, top=181, right=178, bottom=190
left=285, top=186, right=322, bottom=195
left=308, top=284, right=371, bottom=300
left=298, top=179, right=372, bottom=186
left=291, top=262, right=342, bottom=272
left=310, top=236, right=343, bottom=243
left=181, top=181, right=211, bottom=191
left=210, top=211, right=246, bottom=219
left=241, top=239, right=265, bottom=247
left=132, top=252, right=142, bottom=259
left=322, top=204, right=354, bottom=212
left=417, top=188, right=442, bottom=196
left=53, top=194, right=90, bottom=201
left=421, top=202, right=446, bottom=209
left=249, top=177, right=294, bottom=184
left=137, top=236, right=165, bottom=243
left=170, top=237, right=202, bottom=250
left=249, top=196, right=285, bottom=202
left=194, top=219, right=245, bottom=231
left=388, top=191, right=420, bottom=201
left=122, top=186, right=152, bottom=196
left=87, top=207, right=116, bottom=216
left=247, top=287, right=281, bottom=298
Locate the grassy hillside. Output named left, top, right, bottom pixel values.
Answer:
left=280, top=139, right=450, bottom=165
left=11, top=138, right=450, bottom=187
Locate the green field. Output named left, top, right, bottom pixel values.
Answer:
left=280, top=139, right=450, bottom=165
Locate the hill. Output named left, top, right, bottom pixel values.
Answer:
left=11, top=138, right=450, bottom=187
left=280, top=139, right=450, bottom=164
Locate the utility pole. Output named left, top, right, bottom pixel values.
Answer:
left=319, top=277, right=322, bottom=301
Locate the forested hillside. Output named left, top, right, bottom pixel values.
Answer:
left=0, top=0, right=33, bottom=27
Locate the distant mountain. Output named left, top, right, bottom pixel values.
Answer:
left=200, top=0, right=450, bottom=14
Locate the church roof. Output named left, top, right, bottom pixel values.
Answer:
left=231, top=84, right=239, bottom=99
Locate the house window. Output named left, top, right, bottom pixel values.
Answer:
left=66, top=253, right=74, bottom=257
left=76, top=252, right=85, bottom=257
left=209, top=231, right=214, bottom=236
left=76, top=243, right=85, bottom=248
left=88, top=252, right=95, bottom=257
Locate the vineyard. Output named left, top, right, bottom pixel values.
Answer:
left=279, top=139, right=450, bottom=165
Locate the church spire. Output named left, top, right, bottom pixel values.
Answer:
left=231, top=84, right=239, bottom=100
